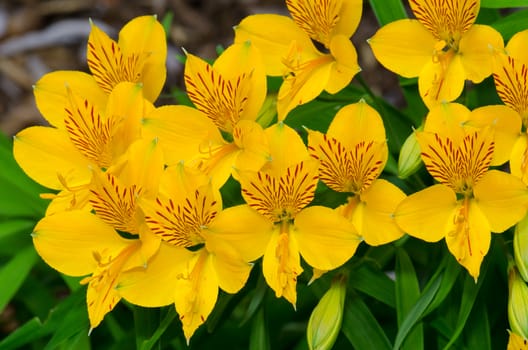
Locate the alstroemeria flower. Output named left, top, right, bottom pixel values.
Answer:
left=87, top=15, right=167, bottom=102
left=142, top=42, right=269, bottom=188
left=234, top=0, right=362, bottom=120
left=395, top=127, right=528, bottom=280
left=369, top=0, right=503, bottom=108
left=117, top=163, right=271, bottom=342
left=14, top=82, right=151, bottom=213
left=31, top=139, right=164, bottom=331
left=307, top=101, right=406, bottom=245
left=493, top=30, right=528, bottom=184
left=223, top=123, right=362, bottom=307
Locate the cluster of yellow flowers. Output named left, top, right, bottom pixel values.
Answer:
left=11, top=0, right=528, bottom=346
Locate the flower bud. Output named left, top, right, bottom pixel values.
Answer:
left=508, top=264, right=528, bottom=341
left=514, top=214, right=528, bottom=282
left=256, top=94, right=277, bottom=129
left=307, top=275, right=346, bottom=350
left=398, top=126, right=423, bottom=179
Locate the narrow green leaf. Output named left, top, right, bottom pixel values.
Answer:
left=140, top=307, right=177, bottom=350
left=465, top=300, right=491, bottom=350
left=481, top=0, right=528, bottom=7
left=350, top=263, right=395, bottom=308
left=368, top=0, right=407, bottom=26
left=249, top=307, right=270, bottom=350
left=240, top=272, right=268, bottom=326
left=0, top=218, right=35, bottom=240
left=393, top=272, right=442, bottom=350
left=134, top=306, right=159, bottom=349
left=341, top=293, right=392, bottom=350
left=441, top=263, right=488, bottom=350
left=395, top=249, right=424, bottom=350
left=0, top=245, right=38, bottom=311
left=492, top=9, right=528, bottom=41
left=424, top=255, right=461, bottom=316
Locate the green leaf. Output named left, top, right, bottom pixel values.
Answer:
left=341, top=292, right=392, bottom=350
left=350, top=263, right=395, bottom=308
left=424, top=255, right=461, bottom=316
left=465, top=299, right=491, bottom=350
left=249, top=307, right=270, bottom=350
left=395, top=249, right=424, bottom=350
left=0, top=218, right=35, bottom=240
left=0, top=287, right=87, bottom=350
left=481, top=0, right=528, bottom=7
left=492, top=9, right=528, bottom=41
left=441, top=263, right=488, bottom=350
left=393, top=271, right=442, bottom=350
left=139, top=307, right=177, bottom=350
left=0, top=245, right=38, bottom=311
left=134, top=306, right=159, bottom=349
left=368, top=0, right=407, bottom=26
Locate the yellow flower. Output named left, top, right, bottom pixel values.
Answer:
left=222, top=123, right=362, bottom=307
left=508, top=331, right=528, bottom=350
left=234, top=0, right=361, bottom=120
left=142, top=42, right=270, bottom=188
left=14, top=82, right=150, bottom=213
left=117, top=163, right=271, bottom=342
left=31, top=139, right=164, bottom=331
left=369, top=0, right=503, bottom=108
left=307, top=101, right=405, bottom=245
left=493, top=30, right=528, bottom=184
left=395, top=128, right=528, bottom=280
left=87, top=15, right=167, bottom=102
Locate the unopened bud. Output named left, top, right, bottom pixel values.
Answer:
left=508, top=264, right=528, bottom=340
left=256, top=94, right=277, bottom=129
left=307, top=274, right=346, bottom=350
left=514, top=214, right=528, bottom=282
left=398, top=126, right=423, bottom=179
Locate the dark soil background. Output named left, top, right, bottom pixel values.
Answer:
left=0, top=0, right=399, bottom=136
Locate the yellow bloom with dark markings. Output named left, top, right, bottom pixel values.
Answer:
left=369, top=0, right=503, bottom=108
left=395, top=126, right=528, bottom=279
left=117, top=162, right=271, bottom=342
left=31, top=139, right=164, bottom=331
left=234, top=0, right=361, bottom=120
left=493, top=30, right=528, bottom=184
left=143, top=42, right=270, bottom=189
left=14, top=82, right=149, bottom=213
left=307, top=101, right=405, bottom=246
left=217, top=123, right=363, bottom=307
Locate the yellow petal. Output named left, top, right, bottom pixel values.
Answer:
left=493, top=53, right=528, bottom=119
left=511, top=135, right=528, bottom=185
left=262, top=227, right=303, bottom=307
left=353, top=179, right=406, bottom=246
left=239, top=160, right=319, bottom=221
left=174, top=250, right=219, bottom=342
left=419, top=52, right=465, bottom=108
left=204, top=204, right=273, bottom=262
left=394, top=184, right=458, bottom=242
left=368, top=19, right=437, bottom=78
left=13, top=126, right=91, bottom=190
left=277, top=52, right=333, bottom=120
left=445, top=198, right=490, bottom=281
left=232, top=120, right=270, bottom=175
left=473, top=170, right=528, bottom=232
left=45, top=187, right=92, bottom=215
left=234, top=14, right=317, bottom=76
left=468, top=105, right=521, bottom=166
left=423, top=102, right=471, bottom=143
left=293, top=206, right=361, bottom=271
left=33, top=71, right=106, bottom=129
left=118, top=242, right=192, bottom=307
left=141, top=105, right=222, bottom=166
left=118, top=15, right=167, bottom=102
left=409, top=0, right=479, bottom=39
left=158, top=162, right=210, bottom=199
left=214, top=41, right=267, bottom=124
left=459, top=24, right=504, bottom=83
left=507, top=331, right=528, bottom=350
left=332, top=0, right=362, bottom=38
left=507, top=29, right=528, bottom=65
left=261, top=122, right=309, bottom=175
left=326, top=35, right=360, bottom=94
left=32, top=210, right=129, bottom=276
left=328, top=100, right=386, bottom=147
left=208, top=244, right=253, bottom=294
